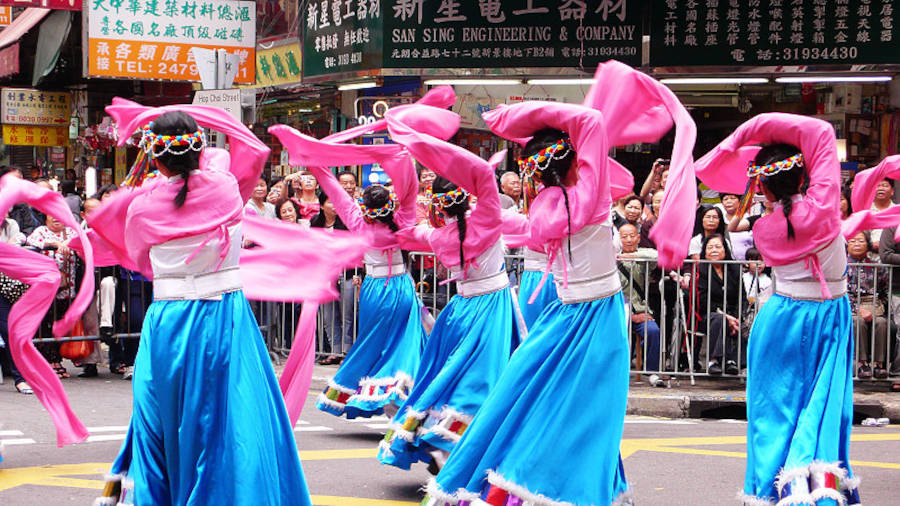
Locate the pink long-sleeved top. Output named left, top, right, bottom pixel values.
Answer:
left=382, top=105, right=508, bottom=285
left=843, top=155, right=900, bottom=240
left=694, top=113, right=844, bottom=297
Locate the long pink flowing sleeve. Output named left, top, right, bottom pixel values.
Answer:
left=239, top=214, right=367, bottom=423
left=386, top=104, right=505, bottom=268
left=582, top=60, right=697, bottom=267
left=0, top=175, right=94, bottom=446
left=482, top=101, right=609, bottom=250
left=695, top=113, right=841, bottom=266
left=323, top=85, right=457, bottom=144
left=843, top=155, right=900, bottom=240
left=106, top=98, right=270, bottom=202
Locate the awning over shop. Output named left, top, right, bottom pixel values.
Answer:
left=32, top=9, right=71, bottom=86
left=0, top=8, right=50, bottom=50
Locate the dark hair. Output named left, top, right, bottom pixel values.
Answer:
left=276, top=198, right=301, bottom=221
left=695, top=205, right=728, bottom=237
left=363, top=185, right=399, bottom=232
left=700, top=233, right=733, bottom=261
left=720, top=192, right=741, bottom=200
left=523, top=127, right=575, bottom=260
left=416, top=163, right=433, bottom=181
left=152, top=111, right=202, bottom=208
left=0, top=165, right=21, bottom=178
left=60, top=179, right=77, bottom=195
left=432, top=175, right=469, bottom=269
left=840, top=185, right=853, bottom=217
left=744, top=247, right=762, bottom=262
left=96, top=184, right=117, bottom=200
left=338, top=170, right=357, bottom=185
left=754, top=143, right=804, bottom=240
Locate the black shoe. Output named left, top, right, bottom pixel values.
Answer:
left=78, top=364, right=98, bottom=378
left=708, top=361, right=723, bottom=375
left=858, top=364, right=873, bottom=379
left=724, top=360, right=739, bottom=375
left=874, top=367, right=889, bottom=379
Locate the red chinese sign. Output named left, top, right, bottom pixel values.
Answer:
left=0, top=0, right=81, bottom=11
left=0, top=43, right=19, bottom=79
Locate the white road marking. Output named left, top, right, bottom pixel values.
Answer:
left=1, top=438, right=36, bottom=445
left=86, top=434, right=127, bottom=442
left=0, top=430, right=25, bottom=437
left=294, top=426, right=334, bottom=432
left=86, top=426, right=130, bottom=433
left=364, top=423, right=392, bottom=430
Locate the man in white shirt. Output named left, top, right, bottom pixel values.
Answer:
left=498, top=171, right=522, bottom=211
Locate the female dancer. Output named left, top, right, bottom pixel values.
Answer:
left=89, top=104, right=310, bottom=505
left=375, top=104, right=521, bottom=471
left=695, top=113, right=860, bottom=505
left=424, top=60, right=696, bottom=505
left=269, top=126, right=427, bottom=420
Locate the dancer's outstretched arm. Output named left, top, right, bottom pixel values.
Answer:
left=843, top=155, right=900, bottom=239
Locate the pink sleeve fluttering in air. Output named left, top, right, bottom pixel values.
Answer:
left=386, top=104, right=505, bottom=268
left=582, top=60, right=697, bottom=268
left=0, top=175, right=94, bottom=447
left=239, top=213, right=367, bottom=424
left=843, top=155, right=900, bottom=240
left=695, top=113, right=841, bottom=267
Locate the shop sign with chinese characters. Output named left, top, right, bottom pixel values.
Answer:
left=303, top=0, right=641, bottom=79
left=86, top=0, right=256, bottom=83
left=0, top=6, right=11, bottom=25
left=254, top=42, right=302, bottom=86
left=650, top=0, right=899, bottom=66
left=0, top=0, right=81, bottom=10
left=2, top=88, right=71, bottom=125
left=2, top=125, right=69, bottom=146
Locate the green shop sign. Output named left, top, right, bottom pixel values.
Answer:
left=303, top=0, right=641, bottom=80
left=650, top=0, right=899, bottom=67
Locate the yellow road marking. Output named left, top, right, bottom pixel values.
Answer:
left=2, top=433, right=899, bottom=495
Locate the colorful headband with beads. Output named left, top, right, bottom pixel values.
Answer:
left=139, top=122, right=207, bottom=159
left=517, top=138, right=572, bottom=179
left=429, top=186, right=470, bottom=209
left=357, top=191, right=397, bottom=221
left=746, top=153, right=803, bottom=179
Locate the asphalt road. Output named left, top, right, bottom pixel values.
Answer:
left=1, top=371, right=898, bottom=505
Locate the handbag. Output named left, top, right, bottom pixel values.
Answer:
left=60, top=319, right=95, bottom=361
left=0, top=272, right=29, bottom=303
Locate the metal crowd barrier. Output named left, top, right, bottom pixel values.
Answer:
left=20, top=252, right=899, bottom=384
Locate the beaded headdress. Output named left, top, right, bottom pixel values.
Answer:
left=357, top=188, right=397, bottom=223
left=736, top=153, right=804, bottom=222
left=517, top=138, right=571, bottom=213
left=426, top=185, right=469, bottom=228
left=124, top=121, right=207, bottom=187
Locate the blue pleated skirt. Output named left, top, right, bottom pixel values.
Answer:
left=517, top=270, right=558, bottom=331
left=106, top=291, right=310, bottom=506
left=743, top=294, right=860, bottom=505
left=425, top=292, right=632, bottom=505
left=377, top=287, right=520, bottom=470
left=316, top=274, right=426, bottom=419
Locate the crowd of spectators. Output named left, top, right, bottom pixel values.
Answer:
left=4, top=157, right=900, bottom=392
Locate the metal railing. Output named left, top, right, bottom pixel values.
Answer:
left=12, top=253, right=899, bottom=384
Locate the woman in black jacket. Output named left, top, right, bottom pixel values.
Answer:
left=696, top=233, right=748, bottom=375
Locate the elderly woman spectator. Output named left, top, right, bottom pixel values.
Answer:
left=689, top=206, right=730, bottom=260
left=696, top=233, right=748, bottom=376
left=617, top=224, right=661, bottom=375
left=847, top=231, right=891, bottom=379
left=26, top=213, right=77, bottom=379
left=245, top=177, right=276, bottom=219
left=276, top=198, right=304, bottom=226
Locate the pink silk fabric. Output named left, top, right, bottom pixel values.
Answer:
left=843, top=155, right=900, bottom=240
left=80, top=99, right=368, bottom=426
left=694, top=113, right=842, bottom=268
left=0, top=175, right=95, bottom=446
left=385, top=104, right=507, bottom=270
left=582, top=60, right=698, bottom=267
